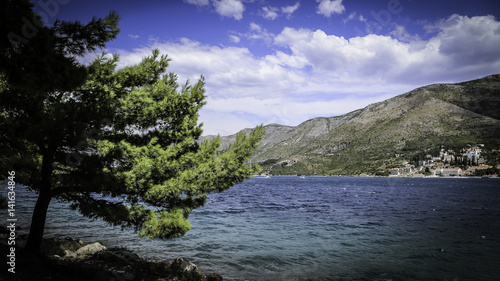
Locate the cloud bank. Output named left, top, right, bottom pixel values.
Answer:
left=108, top=14, right=500, bottom=135
left=316, top=0, right=345, bottom=18
left=184, top=0, right=338, bottom=21
left=184, top=0, right=245, bottom=20
left=261, top=2, right=300, bottom=20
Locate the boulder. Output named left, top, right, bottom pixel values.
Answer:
left=169, top=257, right=205, bottom=281
left=206, top=273, right=224, bottom=281
left=76, top=242, right=107, bottom=256
left=94, top=247, right=142, bottom=265
left=63, top=249, right=77, bottom=258
left=41, top=237, right=85, bottom=256
left=111, top=270, right=135, bottom=281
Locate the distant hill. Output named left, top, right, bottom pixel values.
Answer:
left=205, top=74, right=500, bottom=176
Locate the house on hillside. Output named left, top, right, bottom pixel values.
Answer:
left=442, top=168, right=462, bottom=176
left=432, top=167, right=462, bottom=176
left=432, top=157, right=442, bottom=162
left=433, top=162, right=444, bottom=168
left=443, top=155, right=454, bottom=162
left=390, top=164, right=414, bottom=177
left=390, top=168, right=402, bottom=176
left=464, top=145, right=484, bottom=164
left=466, top=164, right=492, bottom=174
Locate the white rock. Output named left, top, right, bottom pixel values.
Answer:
left=76, top=242, right=107, bottom=256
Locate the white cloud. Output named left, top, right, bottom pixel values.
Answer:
left=282, top=2, right=300, bottom=19
left=238, top=23, right=275, bottom=44
left=266, top=51, right=308, bottom=69
left=112, top=38, right=301, bottom=99
left=228, top=34, right=240, bottom=43
left=212, top=0, right=245, bottom=20
left=274, top=15, right=500, bottom=84
left=103, top=15, right=500, bottom=135
left=343, top=12, right=367, bottom=25
left=184, top=0, right=245, bottom=20
left=390, top=25, right=420, bottom=42
left=260, top=2, right=300, bottom=21
left=316, top=0, right=345, bottom=18
left=343, top=12, right=357, bottom=23
left=183, top=0, right=210, bottom=6
left=249, top=22, right=262, bottom=32
left=432, top=14, right=500, bottom=65
left=262, top=6, right=279, bottom=20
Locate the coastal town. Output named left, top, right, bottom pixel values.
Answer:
left=390, top=145, right=500, bottom=178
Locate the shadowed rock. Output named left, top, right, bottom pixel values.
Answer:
left=169, top=257, right=205, bottom=281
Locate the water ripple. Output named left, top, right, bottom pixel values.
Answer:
left=4, top=177, right=500, bottom=280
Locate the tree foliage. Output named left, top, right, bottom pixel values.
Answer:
left=55, top=50, right=264, bottom=239
left=1, top=0, right=264, bottom=251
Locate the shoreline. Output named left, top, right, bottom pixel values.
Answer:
left=254, top=174, right=499, bottom=179
left=0, top=229, right=223, bottom=281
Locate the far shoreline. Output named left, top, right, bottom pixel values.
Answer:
left=253, top=174, right=499, bottom=179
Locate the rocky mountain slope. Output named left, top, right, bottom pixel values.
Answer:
left=207, top=74, right=500, bottom=176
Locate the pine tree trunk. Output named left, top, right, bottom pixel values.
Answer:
left=25, top=149, right=54, bottom=253
left=25, top=187, right=52, bottom=253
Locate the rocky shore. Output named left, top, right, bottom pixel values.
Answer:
left=0, top=228, right=223, bottom=281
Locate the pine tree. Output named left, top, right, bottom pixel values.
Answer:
left=1, top=1, right=264, bottom=252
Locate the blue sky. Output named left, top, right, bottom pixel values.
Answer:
left=36, top=0, right=500, bottom=135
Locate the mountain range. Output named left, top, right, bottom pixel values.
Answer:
left=205, top=74, right=500, bottom=176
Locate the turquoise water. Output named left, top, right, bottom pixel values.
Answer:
left=7, top=177, right=500, bottom=280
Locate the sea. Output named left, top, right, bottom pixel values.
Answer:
left=5, top=177, right=500, bottom=281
